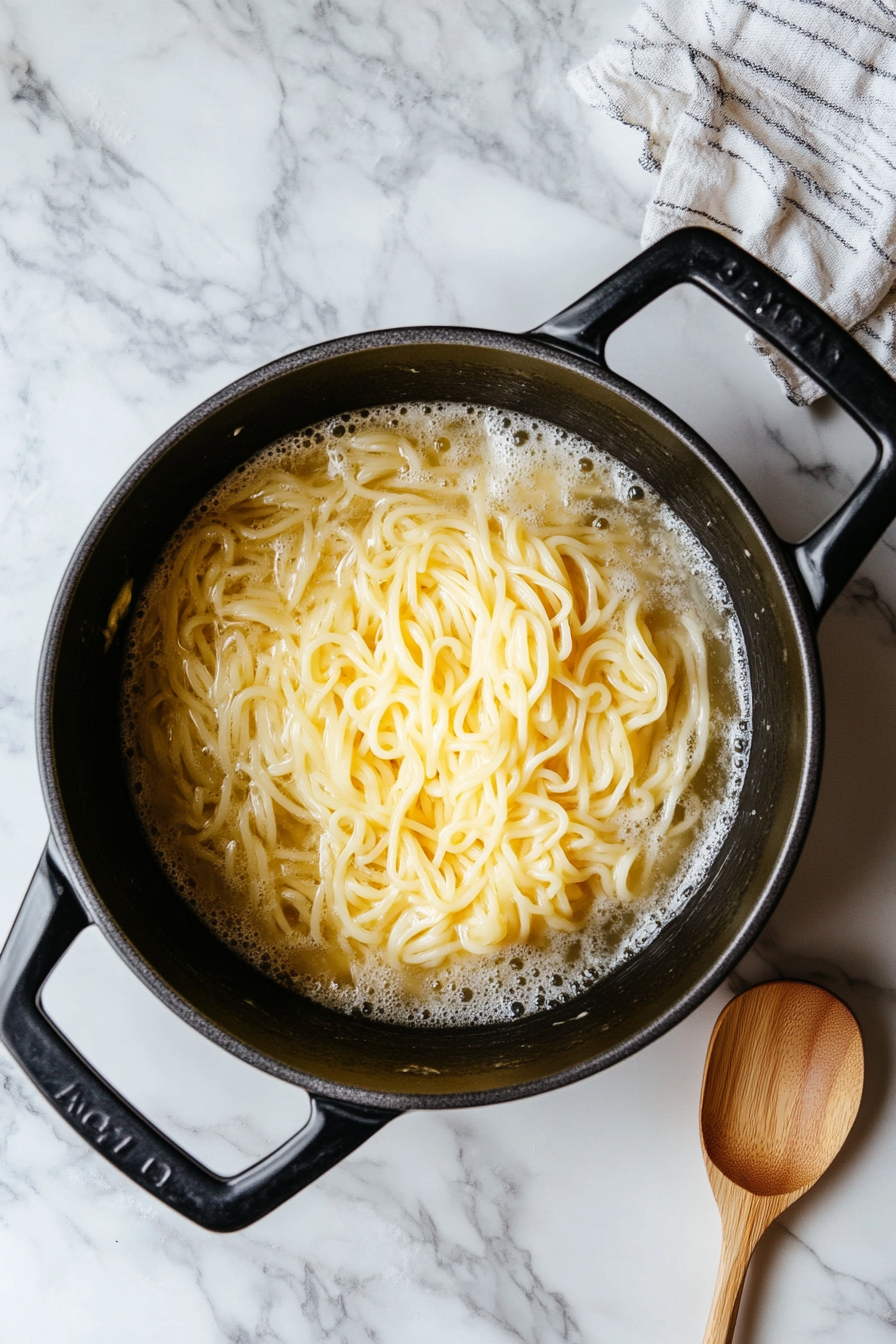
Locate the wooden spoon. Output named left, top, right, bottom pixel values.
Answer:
left=699, top=980, right=864, bottom=1344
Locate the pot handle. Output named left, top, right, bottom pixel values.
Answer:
left=0, top=847, right=399, bottom=1232
left=531, top=226, right=896, bottom=619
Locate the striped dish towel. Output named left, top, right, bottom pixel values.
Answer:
left=570, top=0, right=896, bottom=404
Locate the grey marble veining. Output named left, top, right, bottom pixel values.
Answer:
left=2, top=1, right=896, bottom=1340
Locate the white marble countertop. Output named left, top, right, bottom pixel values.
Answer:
left=3, top=2, right=896, bottom=1340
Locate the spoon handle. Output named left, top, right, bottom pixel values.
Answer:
left=702, top=1225, right=753, bottom=1344
left=702, top=1185, right=791, bottom=1344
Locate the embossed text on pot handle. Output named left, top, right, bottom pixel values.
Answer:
left=0, top=847, right=399, bottom=1232
left=531, top=226, right=896, bottom=620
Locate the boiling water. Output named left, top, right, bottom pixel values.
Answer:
left=122, top=402, right=751, bottom=1026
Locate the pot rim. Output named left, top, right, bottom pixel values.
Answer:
left=36, top=323, right=823, bottom=1110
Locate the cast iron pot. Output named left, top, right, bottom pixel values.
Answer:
left=2, top=228, right=895, bottom=1232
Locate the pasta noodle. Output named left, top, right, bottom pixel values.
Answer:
left=124, top=403, right=746, bottom=1023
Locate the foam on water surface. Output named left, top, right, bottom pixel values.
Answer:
left=122, top=402, right=751, bottom=1027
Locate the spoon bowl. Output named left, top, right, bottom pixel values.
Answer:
left=700, top=980, right=863, bottom=1343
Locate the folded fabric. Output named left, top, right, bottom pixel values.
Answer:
left=570, top=0, right=896, bottom=404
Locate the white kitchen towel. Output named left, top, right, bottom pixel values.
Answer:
left=570, top=0, right=896, bottom=404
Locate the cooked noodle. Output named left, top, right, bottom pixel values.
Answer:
left=127, top=419, right=711, bottom=972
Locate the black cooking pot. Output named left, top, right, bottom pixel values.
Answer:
left=2, top=228, right=894, bottom=1232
